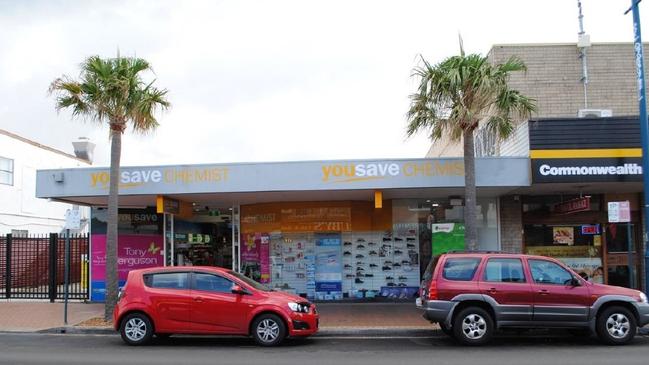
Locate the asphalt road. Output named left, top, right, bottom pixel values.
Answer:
left=0, top=332, right=647, bottom=365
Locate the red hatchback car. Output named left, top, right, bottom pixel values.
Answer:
left=113, top=266, right=319, bottom=346
left=417, top=252, right=649, bottom=345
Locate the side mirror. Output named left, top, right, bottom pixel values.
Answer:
left=231, top=285, right=247, bottom=295
left=569, top=278, right=582, bottom=287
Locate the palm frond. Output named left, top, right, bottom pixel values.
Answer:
left=50, top=54, right=170, bottom=134
left=406, top=47, right=536, bottom=144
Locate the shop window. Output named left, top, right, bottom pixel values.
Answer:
left=605, top=223, right=635, bottom=253
left=528, top=259, right=573, bottom=285
left=144, top=272, right=189, bottom=289
left=524, top=224, right=601, bottom=258
left=442, top=258, right=481, bottom=281
left=483, top=258, right=525, bottom=283
left=193, top=273, right=233, bottom=293
left=0, top=156, right=13, bottom=185
left=607, top=266, right=631, bottom=288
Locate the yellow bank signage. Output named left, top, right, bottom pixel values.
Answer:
left=321, top=161, right=464, bottom=183
left=90, top=167, right=230, bottom=189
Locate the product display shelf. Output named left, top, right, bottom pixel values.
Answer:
left=270, top=233, right=314, bottom=296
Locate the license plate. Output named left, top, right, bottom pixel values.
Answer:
left=415, top=297, right=422, bottom=307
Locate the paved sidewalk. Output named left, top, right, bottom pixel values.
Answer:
left=0, top=301, right=430, bottom=334
left=316, top=302, right=430, bottom=329
left=0, top=301, right=103, bottom=332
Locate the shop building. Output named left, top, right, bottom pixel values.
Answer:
left=522, top=116, right=644, bottom=290
left=424, top=43, right=649, bottom=291
left=36, top=157, right=528, bottom=301
left=0, top=129, right=93, bottom=235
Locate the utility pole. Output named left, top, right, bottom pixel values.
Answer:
left=625, top=0, right=649, bottom=293
left=577, top=0, right=590, bottom=109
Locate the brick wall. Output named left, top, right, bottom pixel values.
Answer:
left=488, top=43, right=649, bottom=118
left=499, top=195, right=523, bottom=253
left=426, top=42, right=649, bottom=158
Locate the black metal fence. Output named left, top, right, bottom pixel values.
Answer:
left=0, top=233, right=89, bottom=301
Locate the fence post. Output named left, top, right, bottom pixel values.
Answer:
left=48, top=233, right=58, bottom=302
left=85, top=233, right=90, bottom=300
left=5, top=234, right=11, bottom=299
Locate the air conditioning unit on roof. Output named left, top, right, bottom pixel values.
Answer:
left=578, top=109, right=612, bottom=118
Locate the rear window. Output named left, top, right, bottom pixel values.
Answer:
left=144, top=272, right=189, bottom=289
left=422, top=256, right=440, bottom=282
left=442, top=258, right=481, bottom=281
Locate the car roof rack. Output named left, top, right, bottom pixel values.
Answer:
left=445, top=250, right=508, bottom=254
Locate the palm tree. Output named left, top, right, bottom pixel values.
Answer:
left=406, top=45, right=535, bottom=251
left=49, top=55, right=170, bottom=320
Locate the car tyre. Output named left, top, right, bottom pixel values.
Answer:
left=120, top=313, right=154, bottom=346
left=452, top=307, right=494, bottom=346
left=252, top=314, right=286, bottom=347
left=596, top=306, right=636, bottom=345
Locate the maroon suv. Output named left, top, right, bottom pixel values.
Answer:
left=416, top=252, right=649, bottom=345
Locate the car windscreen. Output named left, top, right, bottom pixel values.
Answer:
left=228, top=270, right=272, bottom=292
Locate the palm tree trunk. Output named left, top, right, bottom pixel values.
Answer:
left=463, top=129, right=478, bottom=251
left=104, top=127, right=122, bottom=320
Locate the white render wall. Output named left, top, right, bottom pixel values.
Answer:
left=0, top=131, right=91, bottom=235
left=498, top=121, right=529, bottom=157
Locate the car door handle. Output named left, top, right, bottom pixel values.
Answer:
left=537, top=289, right=548, bottom=295
left=488, top=288, right=497, bottom=294
left=193, top=296, right=204, bottom=302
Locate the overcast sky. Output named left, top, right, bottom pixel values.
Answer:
left=1, top=0, right=647, bottom=167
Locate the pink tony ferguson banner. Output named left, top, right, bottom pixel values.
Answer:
left=91, top=234, right=164, bottom=281
left=241, top=232, right=270, bottom=283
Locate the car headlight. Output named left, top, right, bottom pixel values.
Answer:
left=639, top=292, right=648, bottom=303
left=288, top=302, right=310, bottom=313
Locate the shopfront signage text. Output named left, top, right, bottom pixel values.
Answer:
left=608, top=201, right=631, bottom=223
left=321, top=161, right=464, bottom=183
left=581, top=224, right=600, bottom=235
left=531, top=157, right=643, bottom=184
left=539, top=163, right=642, bottom=177
left=90, top=167, right=230, bottom=190
left=554, top=197, right=590, bottom=214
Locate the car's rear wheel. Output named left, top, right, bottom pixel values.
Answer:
left=596, top=306, right=636, bottom=345
left=452, top=307, right=494, bottom=346
left=252, top=314, right=286, bottom=347
left=120, top=313, right=154, bottom=346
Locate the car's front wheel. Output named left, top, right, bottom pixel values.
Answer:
left=452, top=307, right=494, bottom=346
left=120, top=313, right=154, bottom=346
left=251, top=314, right=286, bottom=347
left=596, top=306, right=637, bottom=345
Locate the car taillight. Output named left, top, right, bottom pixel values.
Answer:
left=427, top=281, right=437, bottom=300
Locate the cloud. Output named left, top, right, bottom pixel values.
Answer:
left=0, top=0, right=646, bottom=167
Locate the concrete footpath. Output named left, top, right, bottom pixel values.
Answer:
left=0, top=301, right=434, bottom=336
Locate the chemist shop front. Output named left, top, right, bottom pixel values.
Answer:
left=35, top=157, right=529, bottom=302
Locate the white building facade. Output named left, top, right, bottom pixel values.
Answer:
left=0, top=129, right=91, bottom=235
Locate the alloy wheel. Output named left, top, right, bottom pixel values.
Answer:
left=461, top=314, right=487, bottom=339
left=606, top=313, right=631, bottom=339
left=124, top=318, right=147, bottom=342
left=256, top=319, right=280, bottom=343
